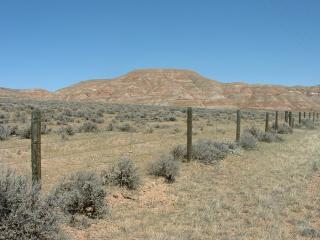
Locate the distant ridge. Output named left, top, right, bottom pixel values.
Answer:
left=1, top=69, right=320, bottom=110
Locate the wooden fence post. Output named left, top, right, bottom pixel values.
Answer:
left=275, top=111, right=279, bottom=130
left=309, top=112, right=311, bottom=119
left=304, top=112, right=306, bottom=119
left=288, top=112, right=292, bottom=127
left=31, top=109, right=41, bottom=188
left=236, top=110, right=241, bottom=142
left=187, top=107, right=192, bottom=162
left=285, top=111, right=288, bottom=123
left=265, top=112, right=269, bottom=132
left=313, top=112, right=315, bottom=123
left=292, top=117, right=295, bottom=128
left=298, top=112, right=302, bottom=124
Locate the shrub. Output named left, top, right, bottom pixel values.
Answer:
left=300, top=119, right=315, bottom=129
left=172, top=140, right=239, bottom=164
left=117, top=123, right=135, bottom=132
left=0, top=168, right=66, bottom=239
left=244, top=126, right=263, bottom=139
left=97, top=109, right=104, bottom=117
left=277, top=123, right=293, bottom=134
left=258, top=132, right=283, bottom=143
left=19, top=126, right=31, bottom=139
left=48, top=170, right=106, bottom=219
left=164, top=114, right=177, bottom=121
left=59, top=125, right=75, bottom=136
left=41, top=123, right=51, bottom=135
left=192, top=140, right=238, bottom=163
left=240, top=132, right=257, bottom=150
left=150, top=155, right=180, bottom=182
left=0, top=124, right=10, bottom=141
left=106, top=123, right=114, bottom=131
left=171, top=144, right=186, bottom=160
left=91, top=117, right=104, bottom=124
left=102, top=158, right=141, bottom=190
left=9, top=125, right=19, bottom=136
left=79, top=121, right=98, bottom=133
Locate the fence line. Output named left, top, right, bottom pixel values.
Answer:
left=1, top=108, right=320, bottom=190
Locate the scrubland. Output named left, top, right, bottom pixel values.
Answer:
left=1, top=98, right=319, bottom=239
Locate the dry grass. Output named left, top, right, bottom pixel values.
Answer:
left=1, top=103, right=320, bottom=239
left=73, top=129, right=319, bottom=240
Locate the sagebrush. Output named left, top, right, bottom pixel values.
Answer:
left=48, top=170, right=107, bottom=219
left=0, top=124, right=10, bottom=141
left=150, top=155, right=180, bottom=182
left=102, top=158, right=141, bottom=190
left=0, top=167, right=66, bottom=240
left=240, top=132, right=257, bottom=150
left=172, top=140, right=239, bottom=164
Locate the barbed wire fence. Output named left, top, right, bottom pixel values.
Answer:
left=0, top=108, right=319, bottom=190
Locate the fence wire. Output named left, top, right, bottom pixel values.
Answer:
left=1, top=109, right=319, bottom=182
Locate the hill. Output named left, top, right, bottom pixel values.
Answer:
left=1, top=69, right=320, bottom=110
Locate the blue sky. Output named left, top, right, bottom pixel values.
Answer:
left=0, top=0, right=319, bottom=91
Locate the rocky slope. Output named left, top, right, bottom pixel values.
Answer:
left=1, top=69, right=319, bottom=110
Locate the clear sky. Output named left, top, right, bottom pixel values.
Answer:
left=0, top=0, right=319, bottom=91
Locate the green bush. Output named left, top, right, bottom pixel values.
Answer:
left=102, top=158, right=141, bottom=190
left=0, top=168, right=66, bottom=240
left=150, top=155, right=180, bottom=182
left=48, top=170, right=107, bottom=219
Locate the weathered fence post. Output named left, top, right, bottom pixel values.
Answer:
left=313, top=112, right=315, bottom=123
left=288, top=112, right=292, bottom=127
left=187, top=107, right=192, bottom=162
left=265, top=112, right=269, bottom=132
left=31, top=109, right=41, bottom=188
left=285, top=111, right=289, bottom=123
left=299, top=112, right=302, bottom=124
left=236, top=110, right=241, bottom=142
left=292, top=117, right=295, bottom=128
left=304, top=112, right=306, bottom=119
left=275, top=111, right=279, bottom=130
